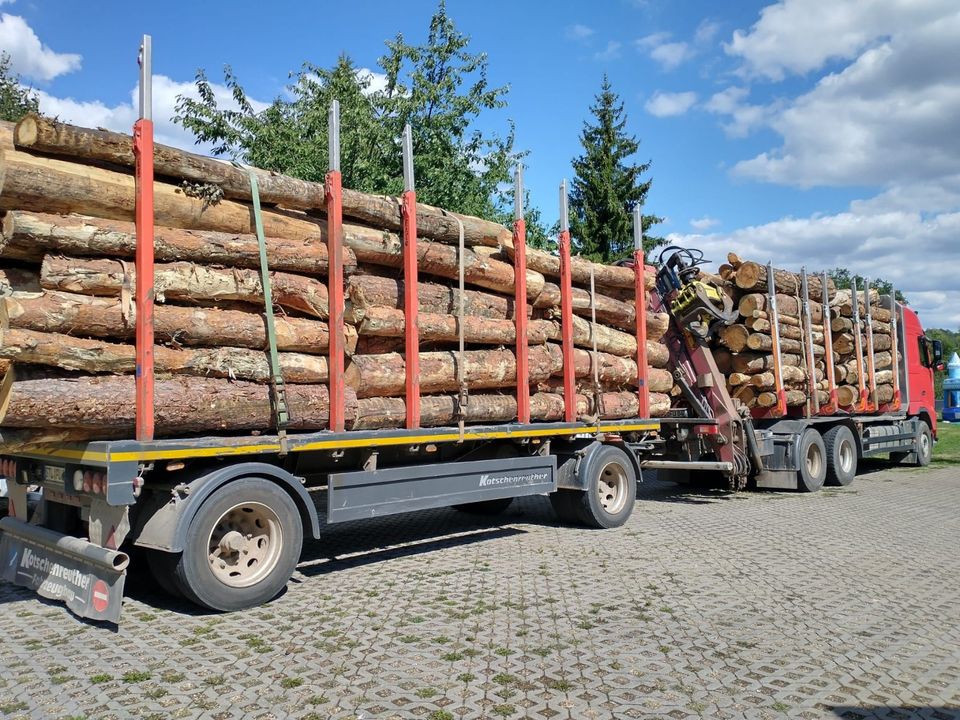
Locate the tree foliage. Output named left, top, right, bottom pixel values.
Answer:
left=0, top=52, right=39, bottom=123
left=927, top=327, right=959, bottom=399
left=568, top=76, right=663, bottom=262
left=826, top=268, right=906, bottom=303
left=174, top=2, right=515, bottom=221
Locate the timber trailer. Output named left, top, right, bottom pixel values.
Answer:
left=0, top=38, right=941, bottom=623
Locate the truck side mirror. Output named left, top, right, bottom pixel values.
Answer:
left=932, top=339, right=943, bottom=366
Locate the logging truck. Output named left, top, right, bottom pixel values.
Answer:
left=0, top=40, right=941, bottom=623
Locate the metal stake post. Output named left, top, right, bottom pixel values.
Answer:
left=766, top=263, right=787, bottom=417
left=863, top=279, right=877, bottom=412
left=633, top=206, right=649, bottom=418
left=512, top=166, right=530, bottom=424
left=326, top=101, right=345, bottom=432
left=134, top=34, right=155, bottom=442
left=821, top=270, right=838, bottom=413
left=557, top=181, right=576, bottom=423
left=401, top=125, right=420, bottom=429
left=889, top=285, right=901, bottom=410
left=800, top=268, right=818, bottom=416
left=849, top=280, right=867, bottom=411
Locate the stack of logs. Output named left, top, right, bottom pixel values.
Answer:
left=715, top=254, right=896, bottom=412
left=0, top=116, right=673, bottom=446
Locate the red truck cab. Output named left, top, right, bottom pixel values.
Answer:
left=901, top=304, right=941, bottom=438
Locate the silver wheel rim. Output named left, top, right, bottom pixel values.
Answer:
left=597, top=462, right=629, bottom=515
left=207, top=502, right=283, bottom=588
left=839, top=440, right=854, bottom=474
left=806, top=442, right=823, bottom=480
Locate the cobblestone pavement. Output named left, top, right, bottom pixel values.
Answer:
left=1, top=462, right=959, bottom=720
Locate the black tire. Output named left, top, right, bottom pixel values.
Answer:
left=913, top=421, right=933, bottom=467
left=172, top=478, right=303, bottom=612
left=146, top=549, right=186, bottom=599
left=452, top=497, right=514, bottom=515
left=571, top=444, right=638, bottom=528
left=796, top=428, right=827, bottom=493
left=823, top=425, right=857, bottom=486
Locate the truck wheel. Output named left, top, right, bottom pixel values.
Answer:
left=823, top=425, right=857, bottom=486
left=452, top=498, right=514, bottom=515
left=571, top=445, right=637, bottom=528
left=913, top=422, right=933, bottom=467
left=172, top=478, right=303, bottom=612
left=797, top=428, right=827, bottom=492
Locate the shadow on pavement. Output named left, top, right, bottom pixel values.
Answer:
left=831, top=706, right=960, bottom=720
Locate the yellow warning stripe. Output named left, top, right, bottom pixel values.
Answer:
left=13, top=422, right=659, bottom=464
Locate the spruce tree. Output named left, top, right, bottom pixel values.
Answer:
left=569, top=76, right=663, bottom=261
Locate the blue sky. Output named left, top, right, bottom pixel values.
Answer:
left=3, top=0, right=959, bottom=327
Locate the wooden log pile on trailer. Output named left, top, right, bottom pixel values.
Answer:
left=0, top=116, right=672, bottom=444
left=713, top=253, right=899, bottom=415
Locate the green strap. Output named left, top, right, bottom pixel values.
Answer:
left=247, top=171, right=289, bottom=451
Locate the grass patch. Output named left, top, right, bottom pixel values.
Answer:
left=456, top=672, right=476, bottom=683
left=933, top=423, right=960, bottom=465
left=121, top=670, right=151, bottom=684
left=772, top=701, right=791, bottom=713
left=89, top=673, right=113, bottom=684
left=441, top=651, right=464, bottom=661
left=429, top=712, right=454, bottom=720
left=491, top=704, right=516, bottom=717
left=160, top=670, right=185, bottom=683
left=492, top=673, right=516, bottom=686
left=546, top=678, right=573, bottom=691
left=414, top=687, right=437, bottom=698
left=280, top=676, right=303, bottom=689
left=0, top=701, right=28, bottom=714
left=306, top=695, right=328, bottom=705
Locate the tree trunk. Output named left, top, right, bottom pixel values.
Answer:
left=1, top=210, right=358, bottom=276
left=0, top=327, right=331, bottom=383
left=734, top=262, right=834, bottom=300
left=757, top=389, right=808, bottom=407
left=2, top=290, right=350, bottom=354
left=738, top=292, right=823, bottom=322
left=0, top=370, right=357, bottom=435
left=499, top=237, right=654, bottom=291
left=14, top=114, right=511, bottom=247
left=746, top=333, right=825, bottom=356
left=355, top=306, right=554, bottom=345
left=40, top=255, right=329, bottom=319
left=746, top=320, right=825, bottom=345
left=719, top=324, right=751, bottom=352
left=730, top=352, right=803, bottom=373
left=344, top=345, right=563, bottom=398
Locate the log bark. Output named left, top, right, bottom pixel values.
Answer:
left=40, top=255, right=329, bottom=319
left=14, top=114, right=511, bottom=247
left=746, top=333, right=825, bottom=356
left=499, top=238, right=654, bottom=291
left=734, top=262, right=834, bottom=300
left=355, top=306, right=553, bottom=345
left=2, top=290, right=350, bottom=353
left=344, top=345, right=562, bottom=398
left=719, top=324, right=751, bottom=352
left=731, top=352, right=803, bottom=373
left=748, top=366, right=821, bottom=388
left=0, top=327, right=330, bottom=383
left=738, top=293, right=823, bottom=322
left=0, top=371, right=358, bottom=435
left=747, top=320, right=825, bottom=345
left=757, top=389, right=808, bottom=407
left=1, top=210, right=358, bottom=276
left=348, top=273, right=524, bottom=321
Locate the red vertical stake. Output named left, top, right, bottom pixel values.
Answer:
left=513, top=166, right=530, bottom=424
left=558, top=180, right=576, bottom=423
left=401, top=125, right=420, bottom=429
left=134, top=35, right=155, bottom=442
left=632, top=206, right=649, bottom=419
left=326, top=101, right=345, bottom=432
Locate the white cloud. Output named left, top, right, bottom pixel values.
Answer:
left=566, top=24, right=594, bottom=41
left=668, top=198, right=960, bottom=328
left=356, top=68, right=388, bottom=95
left=0, top=13, right=81, bottom=81
left=690, top=216, right=720, bottom=230
left=38, top=75, right=270, bottom=154
left=636, top=32, right=671, bottom=50
left=727, top=0, right=955, bottom=81
left=732, top=11, right=960, bottom=187
left=644, top=90, right=697, bottom=117
left=694, top=19, right=721, bottom=44
left=593, top=41, right=622, bottom=62
left=704, top=86, right=774, bottom=138
left=649, top=42, right=693, bottom=70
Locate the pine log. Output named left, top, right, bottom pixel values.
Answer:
left=757, top=389, right=808, bottom=407
left=731, top=385, right=757, bottom=408
left=499, top=238, right=654, bottom=291
left=719, top=324, right=751, bottom=352
left=0, top=371, right=358, bottom=435
left=14, top=114, right=510, bottom=247
left=747, top=313, right=802, bottom=329
left=731, top=352, right=802, bottom=373
left=2, top=290, right=350, bottom=354
left=0, top=427, right=112, bottom=452
left=832, top=288, right=880, bottom=312
left=40, top=255, right=329, bottom=319
left=738, top=293, right=823, bottom=322
left=746, top=333, right=825, bottom=356
left=747, top=320, right=825, bottom=345
left=355, top=306, right=553, bottom=345
left=728, top=372, right=752, bottom=386
left=869, top=333, right=892, bottom=351
left=748, top=366, right=822, bottom=388
left=0, top=210, right=358, bottom=276
left=714, top=348, right=733, bottom=374
left=344, top=345, right=562, bottom=398
left=876, top=384, right=894, bottom=404
left=837, top=385, right=859, bottom=406
left=734, top=262, right=834, bottom=300
left=0, top=327, right=329, bottom=383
